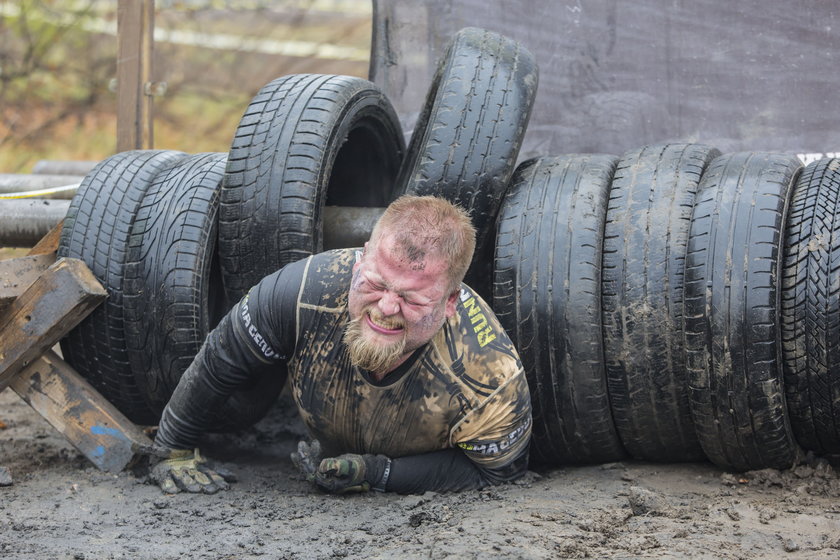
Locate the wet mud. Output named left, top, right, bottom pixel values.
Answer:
left=2, top=388, right=839, bottom=559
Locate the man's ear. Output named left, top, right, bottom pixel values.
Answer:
left=353, top=243, right=369, bottom=272
left=445, top=290, right=459, bottom=318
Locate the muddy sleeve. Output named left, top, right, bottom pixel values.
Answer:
left=384, top=444, right=529, bottom=493
left=154, top=259, right=307, bottom=450
left=451, top=370, right=532, bottom=470
left=384, top=352, right=532, bottom=493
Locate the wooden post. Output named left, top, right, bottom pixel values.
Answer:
left=26, top=219, right=64, bottom=257
left=117, top=0, right=155, bottom=151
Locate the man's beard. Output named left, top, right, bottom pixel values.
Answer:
left=343, top=312, right=407, bottom=375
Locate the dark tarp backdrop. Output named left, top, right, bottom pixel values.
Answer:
left=370, top=0, right=839, bottom=161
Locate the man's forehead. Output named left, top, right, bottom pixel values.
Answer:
left=374, top=234, right=440, bottom=264
left=368, top=235, right=449, bottom=282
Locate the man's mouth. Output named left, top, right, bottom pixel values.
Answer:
left=365, top=312, right=404, bottom=335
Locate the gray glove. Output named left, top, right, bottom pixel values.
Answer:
left=149, top=448, right=236, bottom=495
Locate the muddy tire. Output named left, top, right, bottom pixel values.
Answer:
left=781, top=158, right=840, bottom=455
left=124, top=153, right=288, bottom=431
left=58, top=150, right=187, bottom=424
left=684, top=151, right=802, bottom=471
left=219, top=74, right=405, bottom=303
left=602, top=143, right=719, bottom=462
left=398, top=27, right=538, bottom=299
left=494, top=155, right=626, bottom=465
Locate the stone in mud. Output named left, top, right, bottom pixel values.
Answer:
left=627, top=486, right=672, bottom=516
left=0, top=466, right=12, bottom=486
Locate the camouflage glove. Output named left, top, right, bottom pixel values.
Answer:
left=313, top=453, right=392, bottom=494
left=149, top=448, right=235, bottom=495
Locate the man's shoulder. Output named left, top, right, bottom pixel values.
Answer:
left=297, top=248, right=357, bottom=309
left=452, top=285, right=514, bottom=356
left=429, top=285, right=525, bottom=398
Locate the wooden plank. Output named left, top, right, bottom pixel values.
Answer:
left=1, top=223, right=153, bottom=474
left=0, top=254, right=56, bottom=315
left=9, top=350, right=154, bottom=473
left=0, top=258, right=106, bottom=389
left=117, top=0, right=155, bottom=151
left=0, top=215, right=151, bottom=474
left=27, top=218, right=64, bottom=257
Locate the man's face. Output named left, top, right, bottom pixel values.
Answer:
left=345, top=233, right=458, bottom=374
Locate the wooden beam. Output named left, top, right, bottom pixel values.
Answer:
left=0, top=258, right=107, bottom=389
left=0, top=254, right=56, bottom=316
left=117, top=0, right=155, bottom=151
left=9, top=350, right=153, bottom=473
left=26, top=218, right=64, bottom=257
left=0, top=203, right=153, bottom=473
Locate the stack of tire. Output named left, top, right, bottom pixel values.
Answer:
left=496, top=147, right=840, bottom=472
left=58, top=26, right=840, bottom=473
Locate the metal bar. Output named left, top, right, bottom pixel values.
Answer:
left=31, top=160, right=98, bottom=176
left=0, top=200, right=71, bottom=247
left=323, top=205, right=384, bottom=249
left=0, top=202, right=385, bottom=249
left=0, top=174, right=82, bottom=197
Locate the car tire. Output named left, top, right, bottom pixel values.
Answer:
left=602, top=143, right=719, bottom=461
left=219, top=74, right=405, bottom=304
left=494, top=154, right=626, bottom=465
left=685, top=151, right=802, bottom=471
left=398, top=27, right=538, bottom=300
left=58, top=150, right=187, bottom=424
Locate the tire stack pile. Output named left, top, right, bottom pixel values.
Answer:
left=495, top=147, right=840, bottom=473
left=58, top=27, right=840, bottom=473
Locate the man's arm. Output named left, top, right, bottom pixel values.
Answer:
left=383, top=445, right=529, bottom=493
left=307, top=437, right=530, bottom=495
left=155, top=259, right=305, bottom=450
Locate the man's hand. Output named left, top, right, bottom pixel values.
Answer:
left=313, top=453, right=391, bottom=494
left=149, top=448, right=235, bottom=495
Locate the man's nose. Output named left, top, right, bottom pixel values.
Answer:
left=377, top=291, right=401, bottom=316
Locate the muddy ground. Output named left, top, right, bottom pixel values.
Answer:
left=2, top=387, right=840, bottom=560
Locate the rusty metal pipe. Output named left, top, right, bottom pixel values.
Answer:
left=31, top=160, right=99, bottom=176
left=0, top=175, right=81, bottom=199
left=0, top=202, right=385, bottom=249
left=0, top=199, right=71, bottom=247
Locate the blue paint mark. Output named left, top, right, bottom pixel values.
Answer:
left=90, top=425, right=129, bottom=442
left=92, top=445, right=105, bottom=459
left=91, top=425, right=120, bottom=436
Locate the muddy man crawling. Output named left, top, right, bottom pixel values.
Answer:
left=149, top=195, right=532, bottom=494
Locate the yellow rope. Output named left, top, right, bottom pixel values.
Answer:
left=0, top=184, right=80, bottom=200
